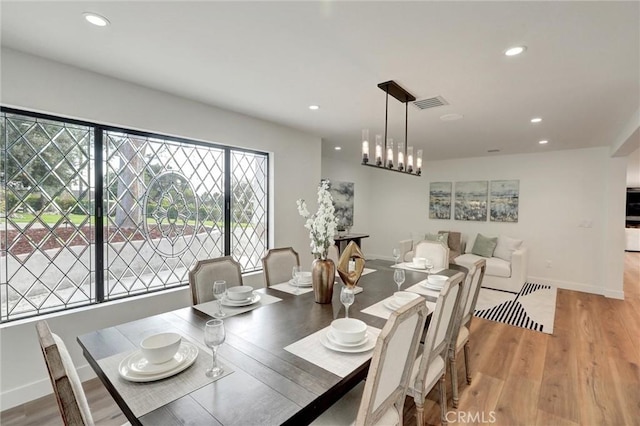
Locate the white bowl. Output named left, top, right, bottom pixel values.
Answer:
left=297, top=271, right=312, bottom=283
left=140, top=332, right=182, bottom=364
left=393, top=291, right=419, bottom=305
left=412, top=257, right=427, bottom=268
left=427, top=275, right=448, bottom=287
left=330, top=318, right=367, bottom=344
left=226, top=286, right=253, bottom=301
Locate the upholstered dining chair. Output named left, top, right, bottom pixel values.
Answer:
left=327, top=244, right=340, bottom=266
left=188, top=256, right=243, bottom=305
left=36, top=320, right=129, bottom=426
left=449, top=258, right=486, bottom=408
left=311, top=296, right=428, bottom=425
left=407, top=272, right=465, bottom=426
left=261, top=247, right=300, bottom=287
left=414, top=240, right=450, bottom=270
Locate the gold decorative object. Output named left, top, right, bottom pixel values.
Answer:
left=337, top=241, right=365, bottom=289
left=312, top=258, right=336, bottom=304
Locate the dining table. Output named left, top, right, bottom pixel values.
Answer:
left=77, top=259, right=466, bottom=426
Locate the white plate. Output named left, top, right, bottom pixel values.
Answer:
left=320, top=331, right=376, bottom=353
left=422, top=282, right=444, bottom=291
left=407, top=263, right=426, bottom=270
left=383, top=298, right=403, bottom=311
left=288, top=279, right=312, bottom=288
left=128, top=344, right=192, bottom=375
left=221, top=293, right=261, bottom=307
left=119, top=341, right=198, bottom=382
left=326, top=330, right=370, bottom=348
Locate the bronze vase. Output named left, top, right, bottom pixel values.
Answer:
left=311, top=258, right=335, bottom=304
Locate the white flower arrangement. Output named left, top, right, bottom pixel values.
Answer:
left=296, top=180, right=338, bottom=260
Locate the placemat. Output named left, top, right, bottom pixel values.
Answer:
left=194, top=293, right=282, bottom=317
left=334, top=267, right=376, bottom=278
left=97, top=338, right=234, bottom=418
left=270, top=280, right=314, bottom=295
left=361, top=297, right=435, bottom=320
left=405, top=280, right=440, bottom=302
left=392, top=263, right=445, bottom=274
left=284, top=325, right=381, bottom=378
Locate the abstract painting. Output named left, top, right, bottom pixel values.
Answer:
left=327, top=180, right=354, bottom=228
left=490, top=180, right=519, bottom=222
left=454, top=181, right=488, bottom=221
left=429, top=182, right=452, bottom=219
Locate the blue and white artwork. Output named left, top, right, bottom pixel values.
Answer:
left=490, top=180, right=519, bottom=222
left=429, top=182, right=452, bottom=219
left=455, top=181, right=488, bottom=221
left=327, top=180, right=354, bottom=228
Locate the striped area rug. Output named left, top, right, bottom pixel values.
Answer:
left=474, top=282, right=557, bottom=334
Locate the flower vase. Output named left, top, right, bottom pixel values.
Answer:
left=311, top=258, right=335, bottom=304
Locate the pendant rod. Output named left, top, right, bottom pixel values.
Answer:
left=384, top=86, right=389, bottom=166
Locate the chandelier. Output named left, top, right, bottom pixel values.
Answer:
left=361, top=80, right=422, bottom=176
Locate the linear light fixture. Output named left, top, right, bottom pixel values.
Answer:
left=361, top=80, right=421, bottom=176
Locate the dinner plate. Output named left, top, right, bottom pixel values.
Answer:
left=288, top=279, right=312, bottom=288
left=383, top=298, right=403, bottom=311
left=407, top=262, right=427, bottom=270
left=128, top=343, right=192, bottom=375
left=119, top=341, right=198, bottom=382
left=221, top=293, right=261, bottom=307
left=422, top=282, right=444, bottom=291
left=320, top=331, right=376, bottom=353
left=326, top=330, right=370, bottom=348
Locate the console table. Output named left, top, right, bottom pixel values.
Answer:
left=334, top=233, right=369, bottom=254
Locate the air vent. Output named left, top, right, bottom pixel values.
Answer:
left=412, top=96, right=448, bottom=110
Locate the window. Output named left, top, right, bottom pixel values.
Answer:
left=0, top=109, right=268, bottom=322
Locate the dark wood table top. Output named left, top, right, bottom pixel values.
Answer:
left=77, top=259, right=466, bottom=426
left=333, top=233, right=369, bottom=242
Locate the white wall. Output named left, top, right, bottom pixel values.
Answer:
left=322, top=147, right=626, bottom=298
left=0, top=48, right=321, bottom=409
left=628, top=148, right=640, bottom=187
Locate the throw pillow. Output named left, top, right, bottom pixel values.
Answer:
left=471, top=233, right=498, bottom=258
left=493, top=235, right=523, bottom=261
left=425, top=232, right=449, bottom=246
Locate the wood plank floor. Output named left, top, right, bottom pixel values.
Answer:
left=3, top=252, right=639, bottom=426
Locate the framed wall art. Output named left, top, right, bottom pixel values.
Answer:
left=454, top=181, right=488, bottom=221
left=490, top=180, right=519, bottom=222
left=429, top=181, right=452, bottom=219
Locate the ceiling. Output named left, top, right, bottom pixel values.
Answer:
left=1, top=1, right=639, bottom=163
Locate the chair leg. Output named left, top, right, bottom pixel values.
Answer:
left=415, top=399, right=425, bottom=426
left=439, top=375, right=448, bottom=425
left=450, top=352, right=459, bottom=408
left=464, top=342, right=472, bottom=384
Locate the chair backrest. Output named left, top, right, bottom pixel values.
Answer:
left=327, top=244, right=339, bottom=266
left=460, top=258, right=486, bottom=329
left=355, top=297, right=428, bottom=425
left=414, top=240, right=450, bottom=269
left=36, top=321, right=94, bottom=426
left=261, top=247, right=300, bottom=287
left=414, top=272, right=465, bottom=396
left=189, top=256, right=243, bottom=305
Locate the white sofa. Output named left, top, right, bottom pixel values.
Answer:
left=399, top=232, right=528, bottom=293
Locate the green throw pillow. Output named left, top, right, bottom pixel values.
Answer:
left=471, top=233, right=498, bottom=258
left=425, top=232, right=448, bottom=246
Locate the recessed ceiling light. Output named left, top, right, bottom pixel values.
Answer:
left=530, top=117, right=542, bottom=123
left=539, top=140, right=549, bottom=145
left=83, top=12, right=110, bottom=27
left=309, top=105, right=319, bottom=110
left=440, top=113, right=464, bottom=121
left=504, top=46, right=526, bottom=56
left=334, top=146, right=341, bottom=151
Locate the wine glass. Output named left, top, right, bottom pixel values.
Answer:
left=340, top=286, right=355, bottom=318
left=204, top=319, right=225, bottom=378
left=393, top=269, right=405, bottom=291
left=292, top=265, right=301, bottom=295
left=425, top=260, right=434, bottom=279
left=213, top=280, right=227, bottom=318
left=392, top=248, right=401, bottom=264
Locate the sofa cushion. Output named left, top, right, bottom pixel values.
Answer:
left=471, top=234, right=498, bottom=258
left=455, top=253, right=511, bottom=278
left=493, top=235, right=523, bottom=262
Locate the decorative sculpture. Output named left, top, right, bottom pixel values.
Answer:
left=337, top=241, right=365, bottom=289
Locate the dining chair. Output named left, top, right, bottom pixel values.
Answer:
left=407, top=272, right=465, bottom=425
left=36, top=320, right=130, bottom=426
left=311, top=296, right=428, bottom=425
left=327, top=244, right=340, bottom=266
left=261, top=247, right=300, bottom=287
left=188, top=256, right=243, bottom=305
left=414, top=240, right=450, bottom=270
left=449, top=258, right=486, bottom=408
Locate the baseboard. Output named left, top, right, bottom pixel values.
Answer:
left=527, top=276, right=622, bottom=298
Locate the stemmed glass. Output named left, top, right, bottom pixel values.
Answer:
left=340, top=286, right=355, bottom=318
left=213, top=280, right=227, bottom=318
left=425, top=260, right=434, bottom=279
left=392, top=248, right=401, bottom=265
left=292, top=265, right=301, bottom=295
left=393, top=269, right=405, bottom=292
left=204, top=319, right=225, bottom=378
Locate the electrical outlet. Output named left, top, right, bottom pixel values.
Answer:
left=546, top=260, right=552, bottom=268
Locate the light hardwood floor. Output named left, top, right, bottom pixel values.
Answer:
left=3, top=252, right=639, bottom=426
